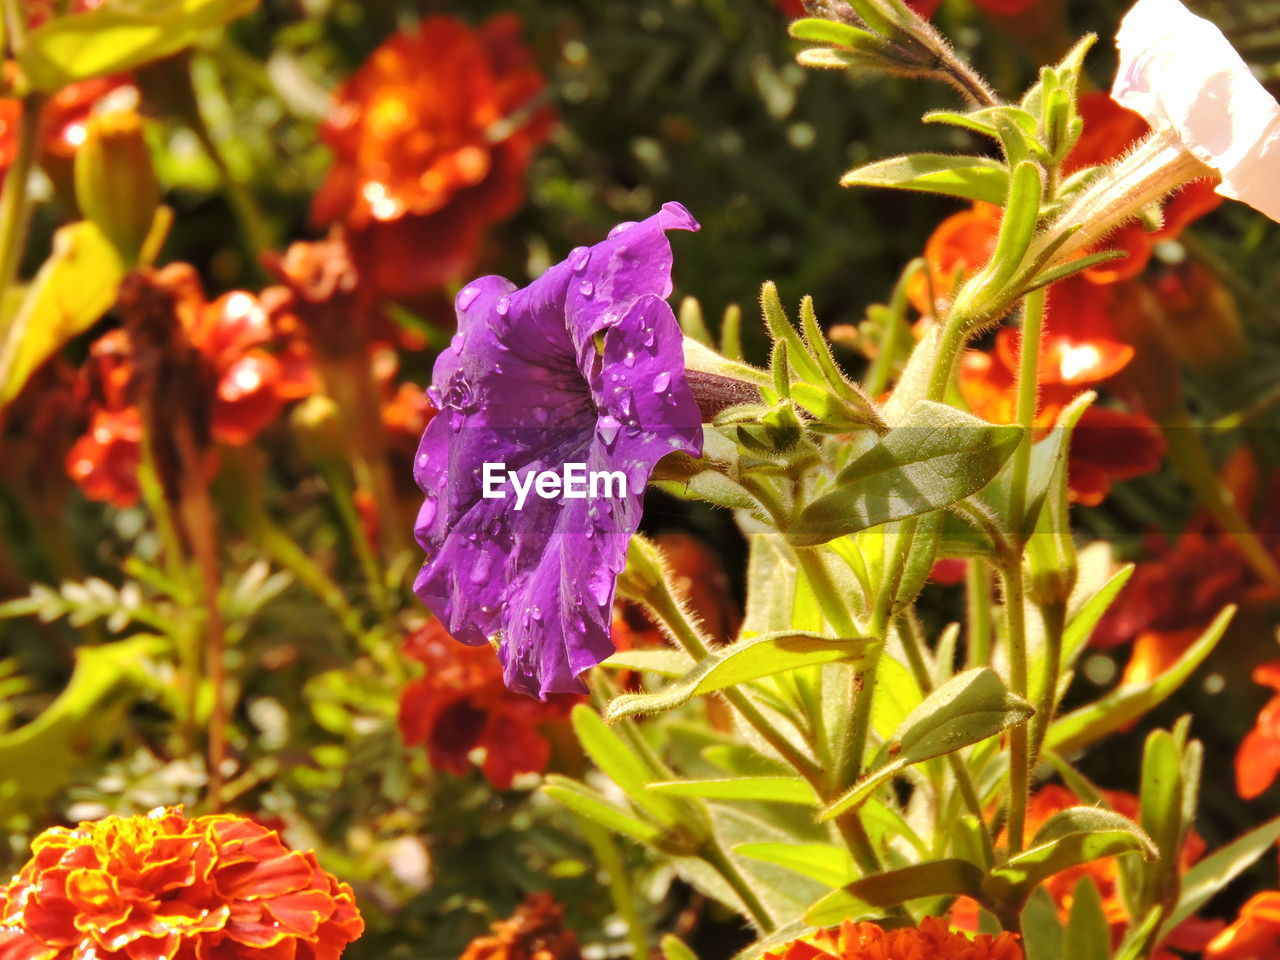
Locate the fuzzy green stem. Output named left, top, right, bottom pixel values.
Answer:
left=320, top=463, right=391, bottom=621
left=702, top=839, right=776, bottom=932
left=965, top=560, right=994, bottom=669
left=1001, top=565, right=1030, bottom=855
left=1028, top=599, right=1066, bottom=767
left=576, top=816, right=654, bottom=958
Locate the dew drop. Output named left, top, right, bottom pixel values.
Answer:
left=579, top=280, right=595, bottom=298
left=652, top=371, right=671, bottom=393
left=451, top=333, right=464, bottom=351
left=571, top=248, right=591, bottom=273
left=457, top=286, right=480, bottom=310
left=470, top=552, right=491, bottom=583
left=623, top=351, right=636, bottom=368
left=532, top=406, right=548, bottom=423
left=598, top=415, right=622, bottom=445
left=496, top=297, right=511, bottom=316
left=608, top=221, right=638, bottom=239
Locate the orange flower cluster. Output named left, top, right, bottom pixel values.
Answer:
left=66, top=264, right=314, bottom=507
left=398, top=620, right=581, bottom=789
left=764, top=917, right=1022, bottom=960
left=0, top=806, right=363, bottom=960
left=459, top=893, right=581, bottom=960
left=313, top=15, right=554, bottom=301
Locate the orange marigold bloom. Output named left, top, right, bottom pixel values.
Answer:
left=0, top=806, right=363, bottom=960
left=1236, top=662, right=1280, bottom=800
left=764, top=917, right=1022, bottom=960
left=398, top=620, right=581, bottom=789
left=459, top=893, right=581, bottom=960
left=66, top=266, right=314, bottom=506
left=313, top=15, right=555, bottom=300
left=1206, top=892, right=1280, bottom=959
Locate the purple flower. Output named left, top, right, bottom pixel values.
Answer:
left=413, top=202, right=704, bottom=698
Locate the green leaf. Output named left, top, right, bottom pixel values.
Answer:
left=792, top=402, right=1021, bottom=545
left=0, top=221, right=124, bottom=410
left=1136, top=727, right=1187, bottom=915
left=1158, top=815, right=1280, bottom=941
left=605, top=631, right=872, bottom=722
left=805, top=859, right=985, bottom=926
left=984, top=807, right=1156, bottom=910
left=1065, top=877, right=1112, bottom=960
left=840, top=154, right=1010, bottom=206
left=788, top=18, right=881, bottom=50
left=1021, top=887, right=1066, bottom=960
left=0, top=636, right=166, bottom=815
left=1046, top=605, right=1235, bottom=752
left=571, top=706, right=683, bottom=826
left=923, top=106, right=1038, bottom=144
left=736, top=842, right=857, bottom=888
left=20, top=0, right=260, bottom=93
left=649, top=777, right=818, bottom=806
left=984, top=160, right=1043, bottom=289
left=542, top=775, right=663, bottom=846
left=821, top=668, right=1032, bottom=819
left=1059, top=564, right=1135, bottom=671
left=601, top=648, right=695, bottom=677
left=661, top=935, right=701, bottom=960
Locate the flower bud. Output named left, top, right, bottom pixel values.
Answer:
left=74, top=110, right=162, bottom=265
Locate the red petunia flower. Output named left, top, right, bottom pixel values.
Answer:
left=313, top=15, right=555, bottom=301
left=764, top=916, right=1022, bottom=960
left=398, top=620, right=581, bottom=790
left=1206, top=891, right=1280, bottom=959
left=0, top=806, right=364, bottom=960
left=1235, top=662, right=1280, bottom=800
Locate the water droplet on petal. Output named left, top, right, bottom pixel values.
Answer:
left=608, top=221, right=638, bottom=238
left=623, top=351, right=636, bottom=368
left=470, top=552, right=491, bottom=583
left=532, top=406, right=548, bottom=423
left=571, top=248, right=591, bottom=273
left=643, top=327, right=655, bottom=347
left=579, top=280, right=595, bottom=297
left=652, top=371, right=671, bottom=393
left=451, top=333, right=464, bottom=351
left=496, top=297, right=511, bottom=316
left=457, top=286, right=480, bottom=310
left=417, top=453, right=429, bottom=468
left=618, top=392, right=632, bottom=416
left=598, top=415, right=622, bottom=446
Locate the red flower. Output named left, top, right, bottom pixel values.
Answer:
left=1236, top=662, right=1280, bottom=800
left=66, top=266, right=313, bottom=506
left=1206, top=892, right=1280, bottom=959
left=398, top=620, right=581, bottom=789
left=0, top=806, right=363, bottom=960
left=763, top=917, right=1022, bottom=960
left=313, top=16, right=554, bottom=300
left=957, top=278, right=1165, bottom=505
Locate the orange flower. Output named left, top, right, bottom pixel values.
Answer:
left=0, top=806, right=363, bottom=960
left=1206, top=892, right=1280, bottom=959
left=66, top=267, right=314, bottom=506
left=763, top=917, right=1022, bottom=960
left=459, top=893, right=581, bottom=960
left=313, top=15, right=554, bottom=300
left=398, top=620, right=581, bottom=789
left=957, top=277, right=1165, bottom=506
left=1235, top=662, right=1280, bottom=800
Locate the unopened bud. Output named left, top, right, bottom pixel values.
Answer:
left=74, top=110, right=162, bottom=265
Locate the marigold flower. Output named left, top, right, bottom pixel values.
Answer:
left=1235, top=662, right=1280, bottom=801
left=313, top=15, right=554, bottom=300
left=398, top=620, right=580, bottom=789
left=1206, top=891, right=1280, bottom=959
left=763, top=916, right=1022, bottom=960
left=1112, top=0, right=1280, bottom=224
left=459, top=893, right=580, bottom=960
left=66, top=267, right=313, bottom=505
left=412, top=203, right=703, bottom=698
left=0, top=806, right=363, bottom=960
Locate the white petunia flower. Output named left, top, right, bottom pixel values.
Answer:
left=1112, top=0, right=1280, bottom=223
